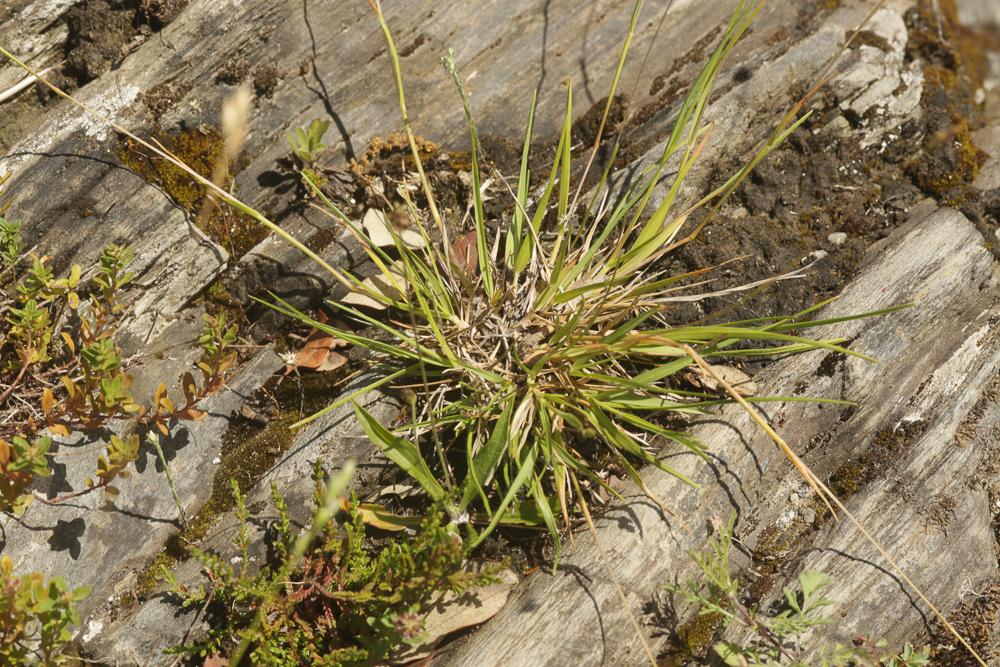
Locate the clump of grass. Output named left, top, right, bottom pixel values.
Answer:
left=0, top=1, right=985, bottom=662
left=265, top=0, right=896, bottom=550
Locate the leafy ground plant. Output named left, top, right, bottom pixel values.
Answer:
left=263, top=0, right=898, bottom=550
left=669, top=516, right=929, bottom=667
left=0, top=218, right=238, bottom=516
left=162, top=461, right=496, bottom=665
left=0, top=555, right=88, bottom=666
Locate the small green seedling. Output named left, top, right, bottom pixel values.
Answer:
left=669, top=517, right=930, bottom=667
left=286, top=119, right=331, bottom=165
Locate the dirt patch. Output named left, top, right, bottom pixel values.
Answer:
left=64, top=0, right=139, bottom=85
left=662, top=108, right=920, bottom=326
left=139, top=0, right=188, bottom=30
left=656, top=0, right=992, bottom=327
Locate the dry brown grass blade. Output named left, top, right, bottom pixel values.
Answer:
left=681, top=344, right=986, bottom=667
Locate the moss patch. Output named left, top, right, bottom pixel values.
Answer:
left=827, top=418, right=926, bottom=501
left=926, top=577, right=1000, bottom=666
left=660, top=608, right=725, bottom=667
left=118, top=127, right=266, bottom=259
left=903, top=0, right=988, bottom=204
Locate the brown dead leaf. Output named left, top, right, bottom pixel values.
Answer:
left=294, top=331, right=349, bottom=372
left=393, top=568, right=518, bottom=663
left=451, top=230, right=478, bottom=278
left=203, top=655, right=229, bottom=667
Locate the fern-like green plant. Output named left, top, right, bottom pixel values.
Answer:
left=668, top=517, right=930, bottom=667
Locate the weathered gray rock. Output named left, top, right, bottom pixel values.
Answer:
left=446, top=205, right=999, bottom=666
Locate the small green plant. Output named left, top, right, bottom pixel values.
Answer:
left=0, top=555, right=89, bottom=666
left=0, top=234, right=238, bottom=513
left=0, top=216, right=23, bottom=275
left=163, top=462, right=495, bottom=665
left=668, top=517, right=930, bottom=667
left=286, top=119, right=331, bottom=166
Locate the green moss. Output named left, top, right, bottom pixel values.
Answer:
left=904, top=1, right=988, bottom=202
left=660, top=608, right=725, bottom=666
left=828, top=419, right=926, bottom=502
left=118, top=128, right=266, bottom=259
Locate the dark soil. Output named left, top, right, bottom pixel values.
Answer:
left=64, top=0, right=140, bottom=85
left=662, top=108, right=921, bottom=326
left=659, top=0, right=993, bottom=327
left=139, top=0, right=189, bottom=30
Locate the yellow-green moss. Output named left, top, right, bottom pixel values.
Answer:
left=904, top=0, right=988, bottom=202
left=828, top=420, right=926, bottom=502
left=119, top=128, right=266, bottom=259
left=660, top=609, right=725, bottom=667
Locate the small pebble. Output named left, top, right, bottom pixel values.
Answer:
left=809, top=249, right=828, bottom=261
left=828, top=232, right=847, bottom=246
left=212, top=456, right=221, bottom=465
left=801, top=507, right=816, bottom=524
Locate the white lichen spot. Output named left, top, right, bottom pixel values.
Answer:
left=82, top=619, right=104, bottom=643
left=79, top=85, right=141, bottom=141
left=777, top=509, right=797, bottom=530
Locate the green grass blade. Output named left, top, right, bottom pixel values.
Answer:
left=354, top=403, right=446, bottom=501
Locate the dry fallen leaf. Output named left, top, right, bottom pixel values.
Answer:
left=451, top=230, right=478, bottom=278
left=203, top=655, right=229, bottom=667
left=363, top=208, right=426, bottom=249
left=393, top=568, right=518, bottom=663
left=294, top=332, right=348, bottom=372
left=343, top=262, right=407, bottom=310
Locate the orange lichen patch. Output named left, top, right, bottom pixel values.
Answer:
left=350, top=132, right=440, bottom=178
